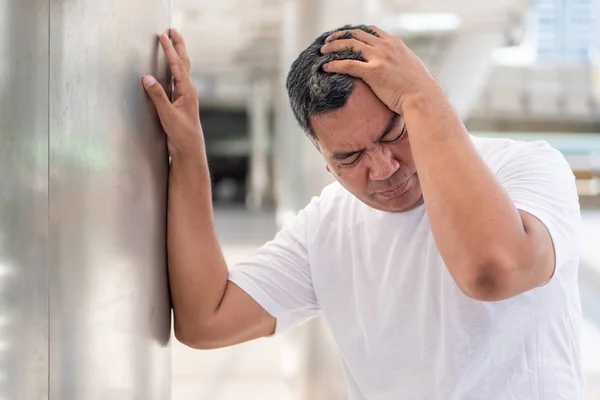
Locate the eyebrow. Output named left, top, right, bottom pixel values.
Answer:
left=330, top=114, right=401, bottom=161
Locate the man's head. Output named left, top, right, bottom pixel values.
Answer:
left=286, top=25, right=423, bottom=213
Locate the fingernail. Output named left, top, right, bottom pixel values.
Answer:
left=143, top=76, right=156, bottom=88
left=322, top=63, right=329, bottom=71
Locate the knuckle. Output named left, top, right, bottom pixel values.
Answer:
left=330, top=40, right=343, bottom=49
left=382, top=47, right=394, bottom=60
left=369, top=61, right=383, bottom=72
left=367, top=25, right=380, bottom=34
left=149, top=85, right=161, bottom=95
left=182, top=62, right=192, bottom=76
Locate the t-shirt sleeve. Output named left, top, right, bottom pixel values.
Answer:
left=227, top=202, right=319, bottom=334
left=495, top=140, right=581, bottom=280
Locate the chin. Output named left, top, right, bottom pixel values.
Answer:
left=376, top=192, right=423, bottom=212
left=369, top=176, right=423, bottom=212
left=341, top=175, right=424, bottom=213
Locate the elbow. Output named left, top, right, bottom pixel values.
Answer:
left=460, top=270, right=504, bottom=302
left=456, top=258, right=521, bottom=302
left=174, top=317, right=223, bottom=350
left=173, top=321, right=206, bottom=349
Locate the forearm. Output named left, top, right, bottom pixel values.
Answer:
left=167, top=155, right=228, bottom=332
left=402, top=86, right=528, bottom=289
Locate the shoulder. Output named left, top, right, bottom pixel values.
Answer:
left=279, top=181, right=357, bottom=248
left=298, top=181, right=355, bottom=224
left=315, top=181, right=353, bottom=207
left=470, top=134, right=572, bottom=176
left=472, top=133, right=580, bottom=226
left=471, top=134, right=565, bottom=161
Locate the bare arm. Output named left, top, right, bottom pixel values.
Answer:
left=143, top=29, right=274, bottom=348
left=321, top=26, right=556, bottom=301
left=399, top=87, right=555, bottom=301
left=168, top=157, right=275, bottom=348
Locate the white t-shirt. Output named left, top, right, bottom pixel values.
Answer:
left=228, top=136, right=584, bottom=400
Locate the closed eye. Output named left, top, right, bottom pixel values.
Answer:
left=381, top=124, right=407, bottom=143
left=340, top=152, right=363, bottom=166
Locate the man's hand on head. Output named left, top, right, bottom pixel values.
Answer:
left=142, top=28, right=205, bottom=162
left=320, top=26, right=438, bottom=115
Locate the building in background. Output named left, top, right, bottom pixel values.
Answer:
left=534, top=0, right=595, bottom=63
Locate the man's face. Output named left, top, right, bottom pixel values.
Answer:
left=309, top=80, right=423, bottom=213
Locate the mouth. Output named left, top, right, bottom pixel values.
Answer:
left=375, top=177, right=411, bottom=199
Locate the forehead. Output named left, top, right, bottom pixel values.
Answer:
left=309, top=80, right=396, bottom=151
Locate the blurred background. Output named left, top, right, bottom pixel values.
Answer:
left=169, top=0, right=600, bottom=398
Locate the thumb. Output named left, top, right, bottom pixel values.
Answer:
left=142, top=75, right=173, bottom=116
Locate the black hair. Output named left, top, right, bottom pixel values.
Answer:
left=285, top=24, right=379, bottom=140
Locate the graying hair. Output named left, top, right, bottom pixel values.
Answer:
left=285, top=24, right=379, bottom=140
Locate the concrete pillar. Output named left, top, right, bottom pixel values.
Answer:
left=246, top=75, right=272, bottom=210
left=275, top=0, right=381, bottom=227
left=275, top=3, right=369, bottom=400
left=0, top=0, right=172, bottom=398
left=274, top=0, right=317, bottom=228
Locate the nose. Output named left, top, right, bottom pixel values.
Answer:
left=367, top=145, right=400, bottom=181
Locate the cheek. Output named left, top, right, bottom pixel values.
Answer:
left=334, top=166, right=368, bottom=187
left=334, top=166, right=350, bottom=180
left=394, top=143, right=416, bottom=170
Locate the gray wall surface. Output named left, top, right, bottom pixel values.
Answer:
left=0, top=0, right=173, bottom=398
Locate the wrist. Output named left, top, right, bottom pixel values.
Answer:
left=169, top=141, right=207, bottom=165
left=170, top=151, right=209, bottom=176
left=400, top=81, right=442, bottom=114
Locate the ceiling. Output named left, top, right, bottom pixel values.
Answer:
left=173, top=0, right=531, bottom=75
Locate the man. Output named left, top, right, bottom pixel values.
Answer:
left=142, top=24, right=583, bottom=399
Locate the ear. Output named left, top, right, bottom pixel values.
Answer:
left=326, top=165, right=331, bottom=173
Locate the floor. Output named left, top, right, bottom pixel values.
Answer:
left=171, top=206, right=600, bottom=400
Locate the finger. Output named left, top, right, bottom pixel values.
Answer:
left=322, top=59, right=368, bottom=78
left=365, top=25, right=392, bottom=39
left=169, top=28, right=191, bottom=74
left=321, top=38, right=376, bottom=60
left=159, top=33, right=192, bottom=95
left=325, top=28, right=382, bottom=46
left=142, top=75, right=174, bottom=121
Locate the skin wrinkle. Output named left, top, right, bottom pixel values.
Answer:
left=141, top=28, right=566, bottom=381
left=285, top=25, right=425, bottom=213
left=311, top=79, right=422, bottom=212
left=286, top=23, right=556, bottom=301
left=286, top=25, right=379, bottom=138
